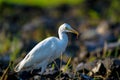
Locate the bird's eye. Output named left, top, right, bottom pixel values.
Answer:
left=65, top=27, right=69, bottom=30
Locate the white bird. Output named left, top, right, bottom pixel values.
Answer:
left=14, top=23, right=79, bottom=74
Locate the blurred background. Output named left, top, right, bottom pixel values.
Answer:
left=0, top=0, right=120, bottom=79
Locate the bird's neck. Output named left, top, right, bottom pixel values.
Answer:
left=58, top=31, right=68, bottom=47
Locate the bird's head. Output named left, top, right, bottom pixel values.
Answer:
left=59, top=23, right=79, bottom=37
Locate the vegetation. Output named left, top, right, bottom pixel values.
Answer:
left=0, top=0, right=120, bottom=80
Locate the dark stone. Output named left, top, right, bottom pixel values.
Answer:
left=91, top=61, right=106, bottom=76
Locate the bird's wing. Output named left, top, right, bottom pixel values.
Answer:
left=14, top=37, right=58, bottom=72
left=26, top=37, right=58, bottom=63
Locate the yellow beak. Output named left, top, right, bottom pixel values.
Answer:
left=70, top=29, right=79, bottom=38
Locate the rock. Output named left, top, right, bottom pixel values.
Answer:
left=90, top=60, right=106, bottom=76
left=107, top=58, right=120, bottom=80
left=76, top=61, right=97, bottom=74
left=79, top=73, right=93, bottom=80
left=102, top=57, right=113, bottom=70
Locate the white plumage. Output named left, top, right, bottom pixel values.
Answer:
left=14, top=23, right=78, bottom=74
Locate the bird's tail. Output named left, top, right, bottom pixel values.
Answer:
left=14, top=61, right=25, bottom=72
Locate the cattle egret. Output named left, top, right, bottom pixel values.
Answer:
left=14, top=23, right=79, bottom=74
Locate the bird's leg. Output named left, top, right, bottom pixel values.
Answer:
left=37, top=61, right=48, bottom=75
left=53, top=60, right=59, bottom=70
left=30, top=65, right=37, bottom=74
left=38, top=65, right=47, bottom=75
left=30, top=68, right=34, bottom=74
left=60, top=53, right=63, bottom=70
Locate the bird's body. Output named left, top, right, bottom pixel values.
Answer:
left=14, top=23, right=78, bottom=74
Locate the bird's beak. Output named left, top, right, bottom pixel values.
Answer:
left=70, top=29, right=79, bottom=38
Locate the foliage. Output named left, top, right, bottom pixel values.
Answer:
left=0, top=32, right=11, bottom=54
left=10, top=37, right=22, bottom=61
left=1, top=0, right=84, bottom=8
left=0, top=0, right=120, bottom=79
left=108, top=0, right=120, bottom=22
